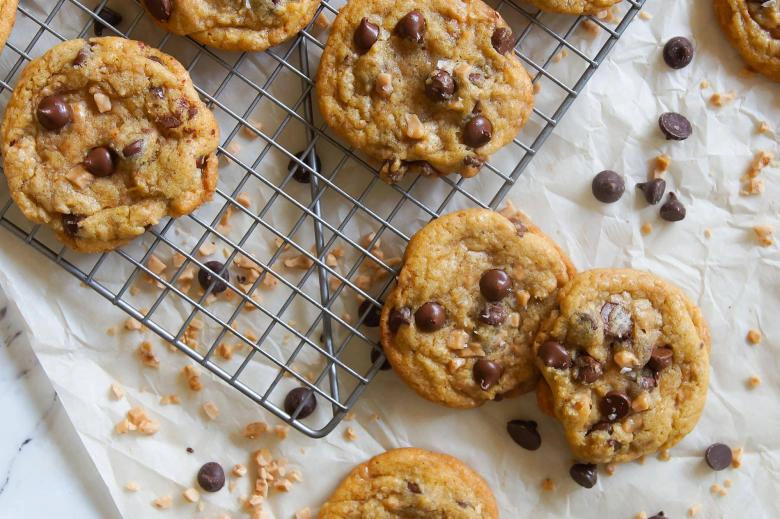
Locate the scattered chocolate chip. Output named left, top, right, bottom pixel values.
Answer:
left=197, top=462, right=225, bottom=492
left=574, top=355, right=603, bottom=384
left=186, top=447, right=194, bottom=454
left=156, top=114, right=182, bottom=129
left=591, top=170, right=625, bottom=203
left=648, top=513, right=666, bottom=519
left=389, top=307, right=412, bottom=333
left=358, top=299, right=382, bottom=327
left=284, top=387, right=317, bottom=418
left=37, top=95, right=72, bottom=131
left=354, top=17, right=380, bottom=54
left=648, top=346, right=674, bottom=371
left=538, top=341, right=571, bottom=369
left=198, top=260, right=230, bottom=294
left=463, top=115, right=493, bottom=148
left=705, top=443, right=732, bottom=471
left=83, top=147, right=117, bottom=177
left=660, top=192, right=686, bottom=222
left=506, top=420, right=541, bottom=450
left=145, top=0, right=173, bottom=22
left=73, top=46, right=90, bottom=67
left=491, top=27, right=514, bottom=55
left=425, top=69, right=456, bottom=101
left=150, top=86, right=164, bottom=99
left=395, top=10, right=426, bottom=43
left=370, top=347, right=391, bottom=370
left=600, top=302, right=632, bottom=340
left=62, top=214, right=82, bottom=236
left=636, top=178, right=666, bottom=205
left=414, top=302, right=446, bottom=332
left=569, top=463, right=598, bottom=489
left=663, top=36, right=694, bottom=69
left=473, top=359, right=503, bottom=390
left=479, top=269, right=512, bottom=301
left=600, top=391, right=631, bottom=422
left=478, top=303, right=508, bottom=326
left=94, top=6, right=122, bottom=36
left=407, top=481, right=421, bottom=494
left=122, top=139, right=144, bottom=158
left=659, top=112, right=692, bottom=141
left=288, top=150, right=322, bottom=183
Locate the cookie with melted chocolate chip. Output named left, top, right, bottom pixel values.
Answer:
left=0, top=37, right=219, bottom=252
left=714, top=0, right=780, bottom=82
left=316, top=0, right=534, bottom=183
left=319, top=448, right=499, bottom=519
left=380, top=208, right=575, bottom=408
left=533, top=269, right=711, bottom=464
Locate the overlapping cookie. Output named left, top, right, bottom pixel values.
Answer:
left=714, top=0, right=780, bottom=82
left=1, top=37, right=219, bottom=253
left=380, top=208, right=575, bottom=408
left=534, top=269, right=711, bottom=464
left=317, top=0, right=534, bottom=183
left=0, top=1, right=17, bottom=52
left=526, top=0, right=621, bottom=15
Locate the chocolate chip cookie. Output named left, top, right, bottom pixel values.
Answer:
left=380, top=208, right=575, bottom=408
left=142, top=0, right=320, bottom=51
left=526, top=0, right=621, bottom=15
left=1, top=37, right=219, bottom=253
left=316, top=0, right=534, bottom=183
left=0, top=1, right=17, bottom=52
left=319, top=448, right=499, bottom=519
left=714, top=0, right=780, bottom=82
left=534, top=269, right=711, bottom=464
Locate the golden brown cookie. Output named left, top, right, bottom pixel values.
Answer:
left=319, top=448, right=499, bottom=519
left=1, top=37, right=219, bottom=253
left=141, top=0, right=320, bottom=51
left=316, top=0, right=533, bottom=183
left=714, top=0, right=780, bottom=82
left=525, top=0, right=621, bottom=15
left=534, top=269, right=711, bottom=464
left=0, top=0, right=17, bottom=52
left=380, top=208, right=575, bottom=408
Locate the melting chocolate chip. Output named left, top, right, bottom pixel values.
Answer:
left=404, top=160, right=440, bottom=176
left=463, top=115, right=493, bottom=148
left=648, top=513, right=666, bottom=519
left=198, top=260, right=230, bottom=294
left=150, top=86, right=164, bottom=99
left=587, top=421, right=613, bottom=435
left=660, top=192, right=686, bottom=222
left=73, top=46, right=91, bottom=67
left=354, top=17, right=380, bottom=54
left=491, top=27, right=514, bottom=55
left=663, top=36, right=694, bottom=69
left=600, top=391, right=631, bottom=422
left=94, top=7, right=122, bottom=36
left=145, top=0, right=173, bottom=22
left=62, top=214, right=82, bottom=236
left=538, top=341, right=571, bottom=369
left=574, top=355, right=603, bottom=384
left=122, top=139, right=144, bottom=158
left=600, top=302, right=632, bottom=340
left=648, top=346, right=673, bottom=371
left=591, top=170, right=625, bottom=203
left=358, top=299, right=382, bottom=327
left=389, top=307, right=412, bottom=333
left=659, top=112, right=692, bottom=140
left=705, top=443, right=732, bottom=471
left=83, top=147, right=117, bottom=177
left=637, top=368, right=659, bottom=390
left=478, top=303, right=508, bottom=326
left=37, top=95, right=72, bottom=131
left=479, top=269, right=512, bottom=302
left=395, top=10, right=426, bottom=43
left=288, top=150, right=322, bottom=183
left=569, top=463, right=598, bottom=489
left=414, top=302, right=446, bottom=332
left=156, top=114, right=182, bottom=129
left=370, top=347, right=391, bottom=370
left=425, top=69, right=456, bottom=101
left=636, top=178, right=666, bottom=205
left=506, top=420, right=541, bottom=450
left=284, top=387, right=317, bottom=419
left=473, top=359, right=502, bottom=390
left=407, top=481, right=422, bottom=494
left=197, top=462, right=225, bottom=492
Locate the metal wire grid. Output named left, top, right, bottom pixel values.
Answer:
left=0, top=0, right=644, bottom=437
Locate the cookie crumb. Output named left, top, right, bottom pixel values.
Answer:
left=182, top=487, right=200, bottom=503
left=124, top=317, right=142, bottom=331
left=344, top=427, right=357, bottom=441
left=344, top=411, right=355, bottom=421
left=243, top=421, right=269, bottom=439
left=159, top=394, right=180, bottom=405
left=688, top=504, right=701, bottom=517
left=653, top=154, right=671, bottom=178
left=274, top=424, right=290, bottom=439
left=604, top=463, right=617, bottom=476
left=284, top=255, right=315, bottom=270
left=182, top=365, right=203, bottom=391
left=110, top=382, right=125, bottom=400
left=202, top=401, right=220, bottom=420
left=552, top=49, right=567, bottom=63
left=699, top=79, right=709, bottom=89
left=240, top=119, right=263, bottom=139
left=198, top=242, right=217, bottom=257
left=740, top=151, right=772, bottom=196
left=296, top=508, right=313, bottom=519
left=703, top=228, right=712, bottom=239
left=146, top=254, right=167, bottom=275
left=196, top=501, right=205, bottom=512
left=753, top=225, right=774, bottom=247
left=152, top=495, right=173, bottom=509
left=757, top=121, right=771, bottom=134
left=658, top=449, right=671, bottom=461
left=125, top=481, right=140, bottom=492
left=746, top=375, right=761, bottom=389
left=641, top=223, right=653, bottom=236
left=732, top=447, right=743, bottom=468
left=533, top=82, right=542, bottom=94
left=639, top=11, right=653, bottom=20
left=580, top=19, right=599, bottom=38
left=724, top=478, right=733, bottom=488
left=541, top=478, right=556, bottom=491
left=709, top=91, right=736, bottom=107
left=136, top=341, right=159, bottom=368
left=746, top=329, right=762, bottom=345
left=217, top=342, right=235, bottom=360
left=634, top=513, right=648, bottom=519
left=232, top=464, right=247, bottom=477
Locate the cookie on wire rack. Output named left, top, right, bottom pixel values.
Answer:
left=0, top=0, right=18, bottom=51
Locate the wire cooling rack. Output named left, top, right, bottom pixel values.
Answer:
left=0, top=0, right=644, bottom=437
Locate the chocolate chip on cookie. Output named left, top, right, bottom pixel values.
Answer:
left=705, top=443, right=732, bottom=471
left=37, top=95, right=72, bottom=131
left=479, top=269, right=512, bottom=302
left=600, top=391, right=631, bottom=421
left=415, top=302, right=446, bottom=332
left=388, top=307, right=412, bottom=333
left=506, top=419, right=542, bottom=450
left=473, top=359, right=503, bottom=390
left=538, top=341, right=571, bottom=369
left=591, top=170, right=625, bottom=203
left=354, top=18, right=380, bottom=54
left=83, top=146, right=117, bottom=177
left=395, top=11, right=426, bottom=43
left=425, top=69, right=456, bottom=101
left=122, top=139, right=144, bottom=158
left=62, top=214, right=82, bottom=236
left=636, top=178, right=666, bottom=205
left=574, top=354, right=603, bottom=384
left=463, top=115, right=493, bottom=148
left=601, top=302, right=632, bottom=340
left=478, top=303, right=508, bottom=325
left=145, top=0, right=173, bottom=22
left=198, top=260, right=230, bottom=294
left=284, top=387, right=317, bottom=418
left=648, top=346, right=674, bottom=371
left=663, top=36, right=694, bottom=69
left=660, top=192, right=686, bottom=222
left=569, top=463, right=598, bottom=489
left=197, top=462, right=225, bottom=492
left=659, top=112, right=692, bottom=141
left=491, top=27, right=515, bottom=55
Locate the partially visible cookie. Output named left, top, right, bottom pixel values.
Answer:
left=526, top=0, right=621, bottom=15
left=0, top=0, right=18, bottom=51
left=142, top=0, right=319, bottom=51
left=319, top=448, right=499, bottom=519
left=714, top=0, right=780, bottom=82
left=380, top=208, right=575, bottom=408
left=316, top=0, right=533, bottom=182
left=534, top=269, right=711, bottom=464
left=1, top=37, right=219, bottom=253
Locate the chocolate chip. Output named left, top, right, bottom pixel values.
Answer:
left=414, top=302, right=446, bottom=332
left=600, top=302, right=632, bottom=340
left=73, top=46, right=90, bottom=67
left=587, top=421, right=613, bottom=434
left=591, top=170, right=625, bottom=203
left=150, top=86, right=164, bottom=99
left=538, top=341, right=571, bottom=369
left=395, top=11, right=426, bottom=43
left=370, top=347, right=391, bottom=370
left=479, top=269, right=512, bottom=302
left=600, top=391, right=631, bottom=422
left=145, top=0, right=173, bottom=22
left=284, top=387, right=317, bottom=419
left=660, top=192, right=686, bottom=222
left=354, top=17, right=379, bottom=54
left=186, top=447, right=194, bottom=454
left=636, top=178, right=666, bottom=205
left=288, top=150, right=322, bottom=183
left=574, top=355, right=603, bottom=384
left=83, top=147, right=117, bottom=177
left=659, top=112, right=692, bottom=141
left=705, top=443, right=732, bottom=471
left=407, top=481, right=421, bottom=494
left=196, top=155, right=207, bottom=169
left=648, top=513, right=666, bottom=519
left=478, top=303, right=507, bottom=326
left=156, top=114, right=182, bottom=129
left=94, top=6, right=122, bottom=36
left=569, top=463, right=598, bottom=489
left=506, top=420, right=541, bottom=451
left=663, top=36, right=694, bottom=69
left=358, top=299, right=382, bottom=327
left=491, top=27, right=514, bottom=55
left=122, top=139, right=144, bottom=158
left=404, top=160, right=440, bottom=176
left=388, top=308, right=412, bottom=334
left=637, top=368, right=659, bottom=390
left=36, top=95, right=72, bottom=131
left=648, top=346, right=673, bottom=371
left=468, top=71, right=484, bottom=86
left=198, top=260, right=230, bottom=294
left=62, top=214, right=82, bottom=236
left=197, top=462, right=225, bottom=492
left=425, top=69, right=456, bottom=102
left=473, top=359, right=502, bottom=390
left=463, top=115, right=493, bottom=148
left=464, top=155, right=485, bottom=170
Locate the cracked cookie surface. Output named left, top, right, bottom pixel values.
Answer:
left=380, top=208, right=575, bottom=408
left=316, top=0, right=533, bottom=182
left=714, top=0, right=780, bottom=81
left=526, top=0, right=621, bottom=15
left=319, top=448, right=498, bottom=519
left=1, top=37, right=219, bottom=253
left=534, top=269, right=711, bottom=464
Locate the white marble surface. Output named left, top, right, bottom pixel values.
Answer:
left=0, top=290, right=119, bottom=518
